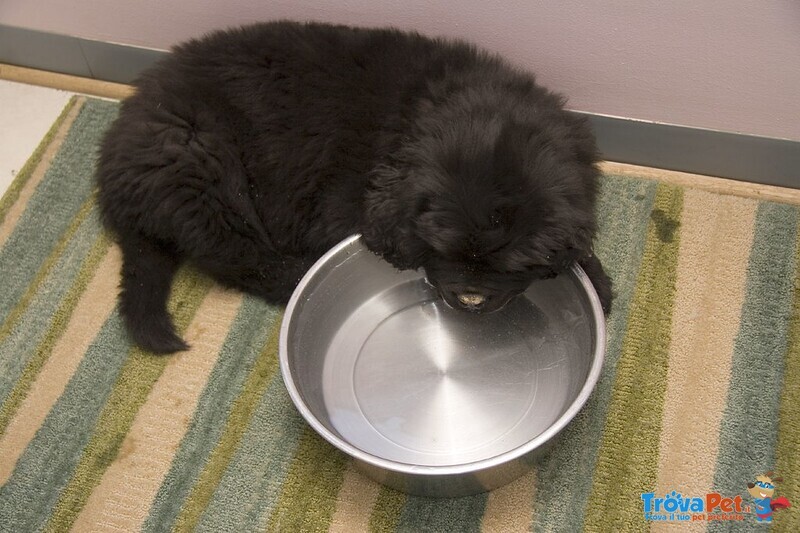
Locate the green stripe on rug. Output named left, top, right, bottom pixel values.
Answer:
left=0, top=311, right=131, bottom=531
left=369, top=487, right=407, bottom=532
left=774, top=226, right=800, bottom=532
left=0, top=96, right=80, bottom=226
left=0, top=195, right=96, bottom=346
left=583, top=183, right=683, bottom=531
left=198, top=373, right=306, bottom=531
left=197, top=376, right=307, bottom=530
left=143, top=297, right=280, bottom=532
left=265, top=427, right=349, bottom=532
left=0, top=100, right=117, bottom=324
left=530, top=174, right=658, bottom=532
left=0, top=232, right=110, bottom=435
left=172, top=318, right=283, bottom=532
left=0, top=315, right=131, bottom=531
left=708, top=202, right=798, bottom=532
left=42, top=268, right=213, bottom=532
left=0, top=204, right=104, bottom=410
left=396, top=493, right=487, bottom=533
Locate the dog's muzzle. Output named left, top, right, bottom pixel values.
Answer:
left=457, top=292, right=486, bottom=308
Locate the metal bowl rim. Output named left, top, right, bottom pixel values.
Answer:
left=279, top=233, right=606, bottom=476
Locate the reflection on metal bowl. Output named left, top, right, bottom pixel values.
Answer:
left=279, top=234, right=605, bottom=497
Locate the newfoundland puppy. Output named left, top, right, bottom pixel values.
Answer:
left=96, top=21, right=612, bottom=353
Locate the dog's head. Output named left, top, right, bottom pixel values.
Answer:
left=363, top=101, right=599, bottom=313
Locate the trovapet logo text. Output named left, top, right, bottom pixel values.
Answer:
left=641, top=491, right=749, bottom=522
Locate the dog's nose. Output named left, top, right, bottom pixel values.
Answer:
left=457, top=292, right=486, bottom=309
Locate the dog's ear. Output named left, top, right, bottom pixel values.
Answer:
left=361, top=165, right=429, bottom=269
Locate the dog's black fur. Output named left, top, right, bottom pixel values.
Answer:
left=96, top=21, right=613, bottom=353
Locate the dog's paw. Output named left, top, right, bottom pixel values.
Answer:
left=122, top=308, right=190, bottom=355
left=129, top=321, right=190, bottom=354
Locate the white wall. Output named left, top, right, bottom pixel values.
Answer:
left=2, top=0, right=799, bottom=140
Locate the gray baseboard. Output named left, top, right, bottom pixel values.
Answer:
left=2, top=23, right=798, bottom=189
left=580, top=113, right=799, bottom=189
left=0, top=24, right=163, bottom=83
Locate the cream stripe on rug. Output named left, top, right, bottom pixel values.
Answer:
left=327, top=461, right=383, bottom=533
left=71, top=286, right=244, bottom=532
left=0, top=244, right=118, bottom=484
left=0, top=97, right=84, bottom=249
left=481, top=470, right=536, bottom=532
left=653, top=190, right=757, bottom=532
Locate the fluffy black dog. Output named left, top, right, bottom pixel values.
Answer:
left=96, top=21, right=612, bottom=353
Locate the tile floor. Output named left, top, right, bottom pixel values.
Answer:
left=0, top=80, right=74, bottom=197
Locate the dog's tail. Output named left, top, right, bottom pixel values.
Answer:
left=118, top=236, right=188, bottom=354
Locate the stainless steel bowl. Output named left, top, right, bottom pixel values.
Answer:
left=279, top=234, right=605, bottom=497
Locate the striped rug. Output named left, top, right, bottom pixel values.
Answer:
left=0, top=95, right=798, bottom=532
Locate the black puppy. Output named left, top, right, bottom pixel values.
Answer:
left=96, top=21, right=612, bottom=353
